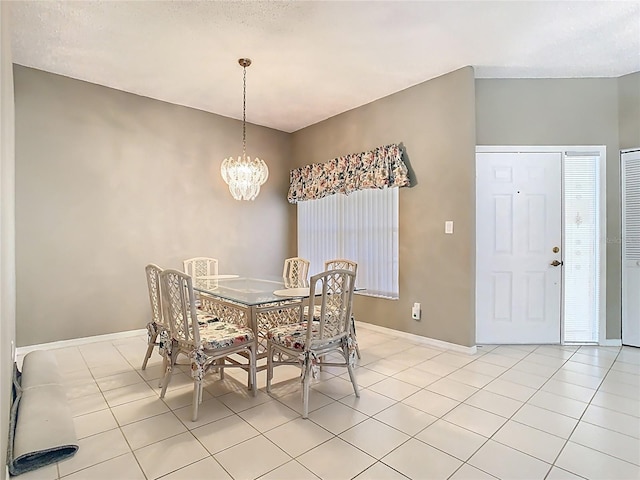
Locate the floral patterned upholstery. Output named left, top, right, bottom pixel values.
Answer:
left=196, top=311, right=219, bottom=325
left=267, top=322, right=318, bottom=351
left=198, top=322, right=254, bottom=350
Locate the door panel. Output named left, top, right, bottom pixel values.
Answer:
left=477, top=152, right=562, bottom=344
left=622, top=149, right=640, bottom=347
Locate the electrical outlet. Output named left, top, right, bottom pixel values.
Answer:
left=412, top=302, right=421, bottom=320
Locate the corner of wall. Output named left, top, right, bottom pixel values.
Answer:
left=618, top=71, right=640, bottom=149
left=0, top=2, right=17, bottom=478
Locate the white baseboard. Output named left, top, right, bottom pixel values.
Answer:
left=355, top=321, right=477, bottom=355
left=16, top=329, right=147, bottom=357
left=599, top=338, right=622, bottom=347
left=17, top=323, right=478, bottom=358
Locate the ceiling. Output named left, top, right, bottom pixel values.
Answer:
left=9, top=1, right=640, bottom=133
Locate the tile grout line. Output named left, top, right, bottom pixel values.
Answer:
left=42, top=334, right=638, bottom=480
left=546, top=346, right=640, bottom=473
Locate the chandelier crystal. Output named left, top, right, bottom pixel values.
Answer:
left=221, top=58, right=269, bottom=201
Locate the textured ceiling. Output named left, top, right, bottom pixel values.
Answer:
left=9, top=1, right=640, bottom=133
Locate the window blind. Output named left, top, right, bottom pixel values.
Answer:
left=563, top=154, right=600, bottom=343
left=297, top=187, right=399, bottom=299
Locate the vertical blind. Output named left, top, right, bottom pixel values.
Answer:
left=297, top=187, right=399, bottom=299
left=563, top=153, right=600, bottom=343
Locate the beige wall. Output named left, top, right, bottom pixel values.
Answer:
left=14, top=63, right=638, bottom=351
left=619, top=72, right=640, bottom=149
left=14, top=66, right=292, bottom=346
left=475, top=78, right=622, bottom=339
left=1, top=3, right=16, bottom=478
left=291, top=67, right=477, bottom=347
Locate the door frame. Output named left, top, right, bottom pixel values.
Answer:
left=476, top=145, right=607, bottom=345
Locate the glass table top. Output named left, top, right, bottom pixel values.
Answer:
left=193, top=276, right=309, bottom=307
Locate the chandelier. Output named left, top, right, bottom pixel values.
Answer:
left=221, top=58, right=269, bottom=201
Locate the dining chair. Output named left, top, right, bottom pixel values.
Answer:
left=143, top=263, right=206, bottom=385
left=158, top=269, right=257, bottom=421
left=324, top=259, right=361, bottom=359
left=142, top=264, right=170, bottom=375
left=282, top=257, right=310, bottom=288
left=324, top=258, right=357, bottom=273
left=183, top=257, right=219, bottom=290
left=266, top=268, right=359, bottom=418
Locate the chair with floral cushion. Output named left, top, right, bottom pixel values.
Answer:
left=143, top=263, right=211, bottom=376
left=324, top=259, right=361, bottom=359
left=142, top=264, right=170, bottom=374
left=183, top=257, right=219, bottom=291
left=159, top=269, right=256, bottom=421
left=266, top=268, right=359, bottom=418
left=282, top=257, right=310, bottom=288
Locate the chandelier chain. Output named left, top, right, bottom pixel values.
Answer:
left=242, top=63, right=247, bottom=159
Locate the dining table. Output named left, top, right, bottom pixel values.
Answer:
left=193, top=275, right=312, bottom=367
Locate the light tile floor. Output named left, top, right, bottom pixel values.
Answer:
left=14, top=326, right=640, bottom=480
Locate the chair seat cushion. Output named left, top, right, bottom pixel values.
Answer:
left=199, top=322, right=254, bottom=350
left=196, top=311, right=219, bottom=325
left=267, top=322, right=318, bottom=351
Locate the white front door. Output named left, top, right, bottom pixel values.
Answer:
left=622, top=149, right=640, bottom=348
left=476, top=152, right=563, bottom=344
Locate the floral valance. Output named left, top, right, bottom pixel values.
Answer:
left=287, top=143, right=410, bottom=204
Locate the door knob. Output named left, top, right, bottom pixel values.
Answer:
left=550, top=260, right=563, bottom=267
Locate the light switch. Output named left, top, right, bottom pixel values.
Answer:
left=445, top=221, right=454, bottom=234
